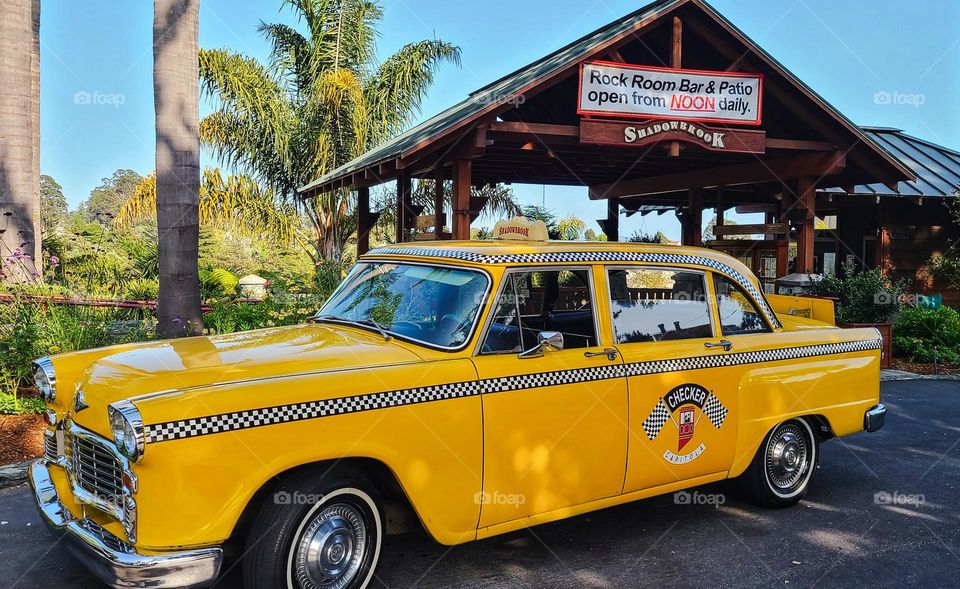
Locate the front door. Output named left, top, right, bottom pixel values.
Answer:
left=473, top=266, right=627, bottom=527
left=604, top=265, right=739, bottom=493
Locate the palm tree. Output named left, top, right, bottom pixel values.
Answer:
left=115, top=169, right=301, bottom=246
left=0, top=0, right=40, bottom=282
left=154, top=0, right=202, bottom=336
left=199, top=0, right=460, bottom=263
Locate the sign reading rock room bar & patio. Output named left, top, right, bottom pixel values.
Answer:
left=579, top=118, right=766, bottom=154
left=578, top=61, right=763, bottom=125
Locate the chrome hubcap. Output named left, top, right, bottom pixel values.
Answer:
left=766, top=424, right=809, bottom=492
left=294, top=503, right=367, bottom=589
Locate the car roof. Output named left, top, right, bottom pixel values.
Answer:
left=363, top=240, right=751, bottom=272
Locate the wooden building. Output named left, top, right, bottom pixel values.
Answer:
left=298, top=0, right=960, bottom=297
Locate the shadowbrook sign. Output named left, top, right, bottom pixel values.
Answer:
left=578, top=61, right=763, bottom=125
left=580, top=118, right=766, bottom=154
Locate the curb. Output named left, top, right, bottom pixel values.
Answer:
left=881, top=373, right=960, bottom=382
left=0, top=460, right=32, bottom=489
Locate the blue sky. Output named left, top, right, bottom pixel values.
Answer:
left=40, top=0, right=959, bottom=239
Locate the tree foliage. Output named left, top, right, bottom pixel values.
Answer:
left=199, top=0, right=461, bottom=262
left=81, top=169, right=143, bottom=224
left=40, top=174, right=68, bottom=237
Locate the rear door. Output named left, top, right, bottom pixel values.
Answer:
left=473, top=266, right=627, bottom=527
left=605, top=265, right=739, bottom=493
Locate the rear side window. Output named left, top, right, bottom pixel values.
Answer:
left=713, top=274, right=770, bottom=335
left=607, top=268, right=713, bottom=343
left=482, top=269, right=597, bottom=354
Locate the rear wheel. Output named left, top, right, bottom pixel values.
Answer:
left=243, top=470, right=382, bottom=589
left=742, top=418, right=818, bottom=507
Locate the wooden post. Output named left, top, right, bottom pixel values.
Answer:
left=795, top=176, right=816, bottom=273
left=877, top=199, right=890, bottom=272
left=688, top=187, right=703, bottom=247
left=396, top=173, right=411, bottom=243
left=452, top=159, right=472, bottom=240
left=434, top=167, right=445, bottom=239
left=357, top=185, right=370, bottom=255
left=606, top=197, right=620, bottom=242
left=669, top=16, right=682, bottom=158
left=715, top=187, right=725, bottom=238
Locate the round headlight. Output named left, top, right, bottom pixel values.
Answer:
left=108, top=400, right=145, bottom=463
left=33, top=357, right=56, bottom=402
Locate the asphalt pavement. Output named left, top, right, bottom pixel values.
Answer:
left=3, top=379, right=959, bottom=588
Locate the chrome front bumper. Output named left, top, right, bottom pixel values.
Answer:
left=864, top=403, right=886, bottom=433
left=29, top=460, right=222, bottom=589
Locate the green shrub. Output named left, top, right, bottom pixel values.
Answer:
left=810, top=266, right=907, bottom=324
left=893, top=305, right=960, bottom=363
left=0, top=391, right=45, bottom=415
left=204, top=300, right=317, bottom=334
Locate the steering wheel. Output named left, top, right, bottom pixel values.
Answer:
left=392, top=321, right=422, bottom=333
left=439, top=313, right=460, bottom=333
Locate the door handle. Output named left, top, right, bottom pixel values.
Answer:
left=704, top=339, right=734, bottom=352
left=584, top=348, right=620, bottom=361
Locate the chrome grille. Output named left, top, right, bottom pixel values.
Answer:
left=43, top=431, right=58, bottom=461
left=66, top=431, right=123, bottom=505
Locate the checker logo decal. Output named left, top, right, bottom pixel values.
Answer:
left=144, top=339, right=879, bottom=443
left=367, top=247, right=782, bottom=328
left=644, top=383, right=724, bottom=464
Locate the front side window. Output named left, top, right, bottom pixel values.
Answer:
left=607, top=268, right=713, bottom=343
left=318, top=262, right=489, bottom=349
left=482, top=269, right=597, bottom=354
left=713, top=274, right=770, bottom=335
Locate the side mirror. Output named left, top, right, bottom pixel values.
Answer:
left=518, top=331, right=564, bottom=359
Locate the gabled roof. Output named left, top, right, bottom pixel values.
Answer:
left=824, top=128, right=960, bottom=197
left=300, top=0, right=681, bottom=194
left=300, top=0, right=912, bottom=195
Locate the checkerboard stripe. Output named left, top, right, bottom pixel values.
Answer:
left=642, top=399, right=671, bottom=440
left=367, top=247, right=782, bottom=329
left=144, top=338, right=881, bottom=443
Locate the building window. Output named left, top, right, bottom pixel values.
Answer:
left=607, top=268, right=713, bottom=343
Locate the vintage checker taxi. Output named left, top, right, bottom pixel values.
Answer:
left=29, top=218, right=886, bottom=589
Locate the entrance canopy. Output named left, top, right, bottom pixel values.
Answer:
left=299, top=0, right=914, bottom=273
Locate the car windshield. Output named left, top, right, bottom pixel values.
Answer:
left=316, top=262, right=489, bottom=349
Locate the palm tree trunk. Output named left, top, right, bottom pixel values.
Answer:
left=0, top=0, right=40, bottom=282
left=154, top=0, right=202, bottom=337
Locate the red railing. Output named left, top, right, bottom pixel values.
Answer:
left=0, top=293, right=214, bottom=314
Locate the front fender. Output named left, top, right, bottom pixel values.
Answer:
left=131, top=360, right=482, bottom=549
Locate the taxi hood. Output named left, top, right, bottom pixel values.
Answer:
left=68, top=323, right=423, bottom=436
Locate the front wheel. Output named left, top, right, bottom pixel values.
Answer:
left=741, top=418, right=819, bottom=507
left=243, top=471, right=383, bottom=589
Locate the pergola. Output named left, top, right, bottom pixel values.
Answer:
left=299, top=0, right=913, bottom=275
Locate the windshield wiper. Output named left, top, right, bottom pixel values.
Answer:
left=314, top=314, right=391, bottom=341
left=355, top=318, right=391, bottom=341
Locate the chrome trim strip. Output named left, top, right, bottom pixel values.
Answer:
left=145, top=338, right=881, bottom=444
left=64, top=421, right=131, bottom=527
left=29, top=460, right=222, bottom=589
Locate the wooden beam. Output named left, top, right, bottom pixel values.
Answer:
left=434, top=166, right=445, bottom=239
left=795, top=176, right=816, bottom=273
left=687, top=187, right=703, bottom=247
left=396, top=173, right=411, bottom=243
left=487, top=121, right=580, bottom=137
left=590, top=151, right=846, bottom=199
left=606, top=197, right=620, bottom=241
left=765, top=138, right=837, bottom=151
left=452, top=159, right=472, bottom=240
left=607, top=49, right=626, bottom=63
left=714, top=222, right=788, bottom=236
left=669, top=16, right=682, bottom=158
left=357, top=186, right=371, bottom=255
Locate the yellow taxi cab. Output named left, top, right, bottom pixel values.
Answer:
left=29, top=217, right=886, bottom=589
